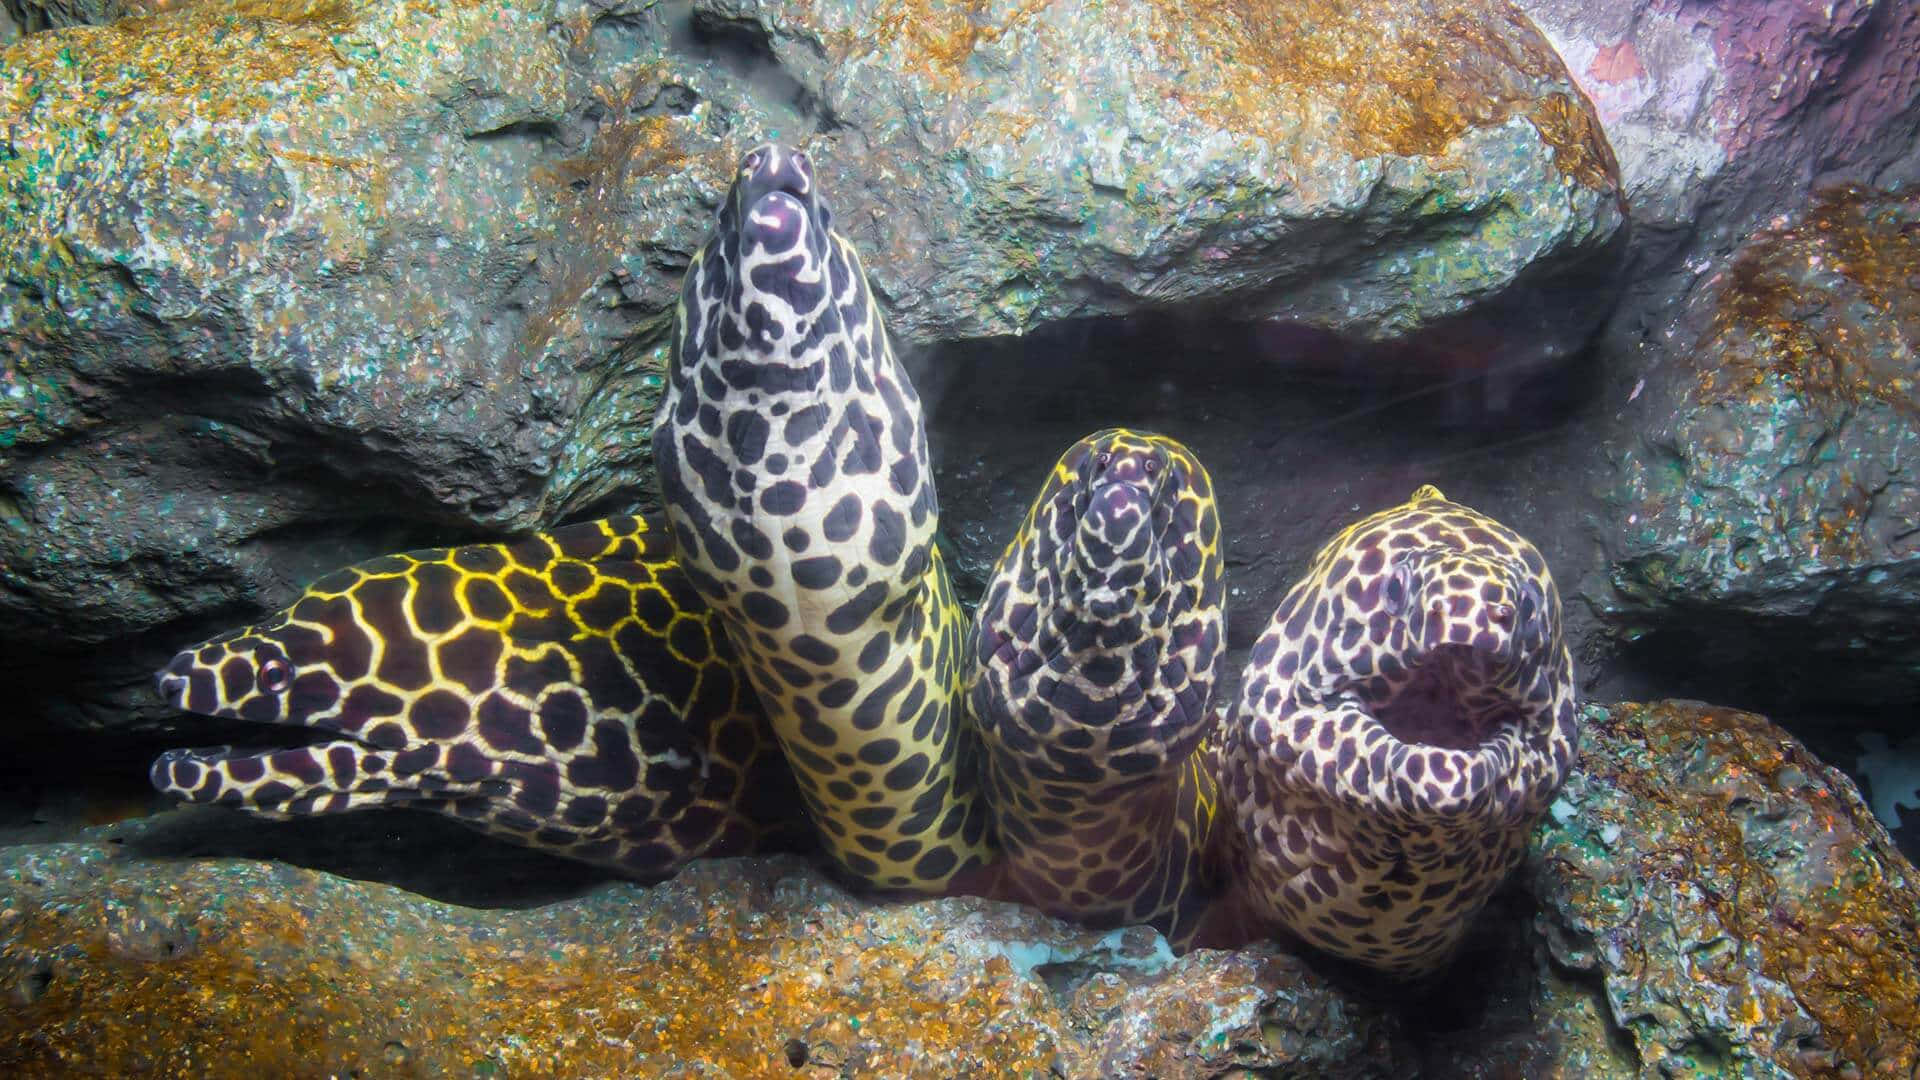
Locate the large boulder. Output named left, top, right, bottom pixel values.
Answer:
left=1529, top=701, right=1920, bottom=1078
left=1594, top=187, right=1920, bottom=710
left=10, top=698, right=1913, bottom=1075
left=0, top=0, right=1624, bottom=740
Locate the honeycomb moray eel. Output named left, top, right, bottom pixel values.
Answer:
left=652, top=143, right=996, bottom=890
left=969, top=429, right=1228, bottom=942
left=1220, top=485, right=1577, bottom=978
left=152, top=515, right=811, bottom=877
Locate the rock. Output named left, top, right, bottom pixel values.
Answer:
left=1518, top=0, right=1920, bottom=265
left=0, top=0, right=151, bottom=35
left=1503, top=1, right=1920, bottom=717
left=731, top=0, right=1623, bottom=347
left=0, top=0, right=1623, bottom=739
left=1, top=0, right=607, bottom=735
left=21, top=700, right=1913, bottom=1074
left=1595, top=187, right=1920, bottom=710
left=1528, top=701, right=1920, bottom=1079
left=0, top=843, right=1412, bottom=1077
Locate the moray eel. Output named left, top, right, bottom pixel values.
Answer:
left=152, top=515, right=809, bottom=877
left=969, top=429, right=1228, bottom=940
left=1221, top=485, right=1577, bottom=977
left=651, top=143, right=995, bottom=890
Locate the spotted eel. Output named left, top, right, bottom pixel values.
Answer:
left=969, top=429, right=1228, bottom=940
left=651, top=143, right=995, bottom=890
left=152, top=514, right=807, bottom=876
left=1221, top=485, right=1577, bottom=977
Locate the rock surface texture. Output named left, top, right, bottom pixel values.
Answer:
left=1597, top=187, right=1920, bottom=709
left=0, top=0, right=1624, bottom=739
left=1528, top=701, right=1920, bottom=1079
left=1519, top=0, right=1920, bottom=267
left=0, top=846, right=1414, bottom=1077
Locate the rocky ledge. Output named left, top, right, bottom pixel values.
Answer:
left=4, top=700, right=1914, bottom=1077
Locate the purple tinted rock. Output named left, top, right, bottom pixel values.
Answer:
left=1520, top=0, right=1920, bottom=247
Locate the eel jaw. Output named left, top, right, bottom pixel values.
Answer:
left=150, top=660, right=502, bottom=818
left=1371, top=643, right=1530, bottom=752
left=150, top=738, right=509, bottom=819
left=1066, top=480, right=1157, bottom=623
left=151, top=741, right=406, bottom=819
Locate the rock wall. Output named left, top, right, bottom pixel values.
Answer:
left=0, top=0, right=1624, bottom=739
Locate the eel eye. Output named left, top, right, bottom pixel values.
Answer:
left=742, top=149, right=765, bottom=174
left=1386, top=559, right=1414, bottom=615
left=1518, top=584, right=1545, bottom=638
left=1143, top=457, right=1159, bottom=475
left=1095, top=451, right=1112, bottom=470
left=257, top=658, right=292, bottom=694
left=1490, top=603, right=1514, bottom=626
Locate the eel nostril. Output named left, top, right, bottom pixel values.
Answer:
left=155, top=671, right=186, bottom=700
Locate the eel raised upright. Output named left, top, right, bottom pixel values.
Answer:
left=968, top=429, right=1228, bottom=940
left=1221, top=485, right=1577, bottom=977
left=651, top=143, right=996, bottom=890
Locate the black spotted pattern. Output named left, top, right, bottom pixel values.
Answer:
left=968, top=429, right=1227, bottom=945
left=1220, top=485, right=1578, bottom=978
left=651, top=143, right=995, bottom=890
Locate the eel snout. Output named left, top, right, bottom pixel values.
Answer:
left=148, top=635, right=468, bottom=816
left=155, top=667, right=187, bottom=705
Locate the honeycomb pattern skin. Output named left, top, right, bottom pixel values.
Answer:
left=153, top=514, right=808, bottom=878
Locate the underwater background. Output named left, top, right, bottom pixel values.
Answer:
left=1, top=0, right=1917, bottom=1075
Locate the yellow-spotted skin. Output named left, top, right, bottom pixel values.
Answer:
left=651, top=143, right=995, bottom=890
left=1221, top=485, right=1577, bottom=978
left=969, top=430, right=1228, bottom=941
left=153, top=515, right=808, bottom=877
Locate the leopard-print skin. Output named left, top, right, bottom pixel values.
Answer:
left=969, top=429, right=1227, bottom=939
left=152, top=515, right=807, bottom=877
left=651, top=144, right=995, bottom=890
left=1221, top=485, right=1577, bottom=977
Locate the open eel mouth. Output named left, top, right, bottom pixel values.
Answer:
left=1371, top=644, right=1529, bottom=751
left=150, top=648, right=505, bottom=819
left=1370, top=555, right=1545, bottom=752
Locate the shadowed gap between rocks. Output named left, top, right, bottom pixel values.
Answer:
left=3, top=306, right=1623, bottom=913
left=908, top=312, right=1610, bottom=678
